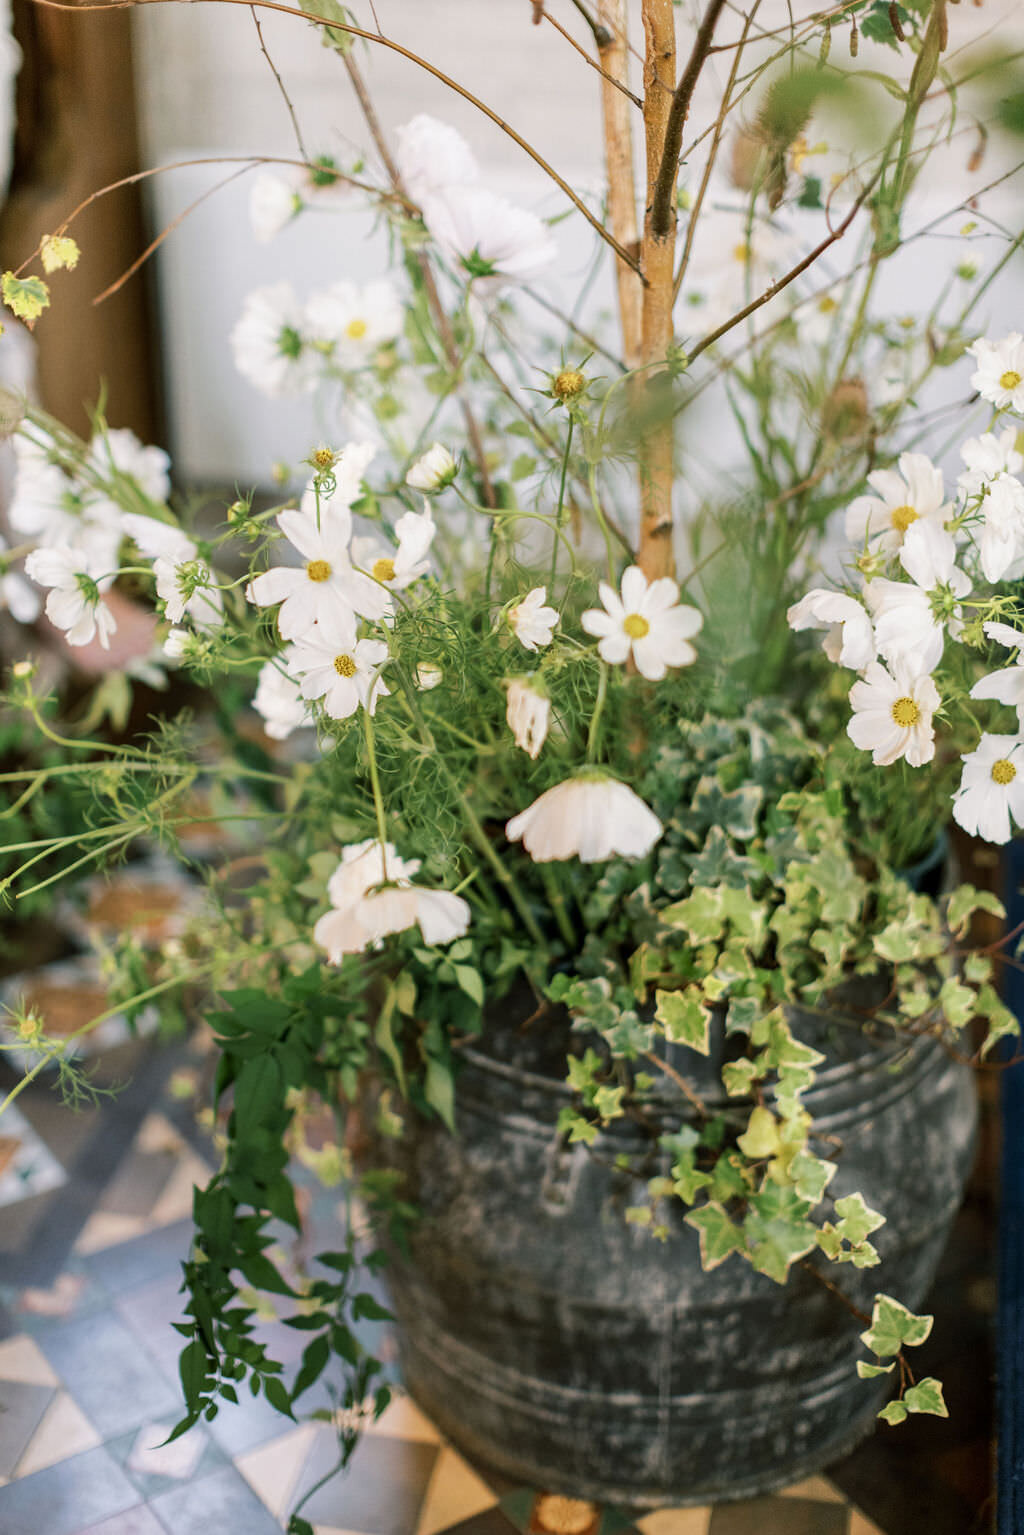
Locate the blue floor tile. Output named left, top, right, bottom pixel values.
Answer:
left=145, top=1463, right=284, bottom=1535
left=0, top=1445, right=141, bottom=1535
left=33, top=1309, right=180, bottom=1439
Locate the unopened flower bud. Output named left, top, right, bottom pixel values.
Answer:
left=407, top=443, right=457, bottom=492
left=823, top=377, right=870, bottom=441
left=310, top=445, right=337, bottom=472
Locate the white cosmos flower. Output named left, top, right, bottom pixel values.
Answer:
left=845, top=452, right=950, bottom=556
left=87, top=429, right=171, bottom=504
left=968, top=333, right=1024, bottom=414
left=305, top=280, right=403, bottom=368
left=231, top=283, right=317, bottom=398
left=421, top=184, right=557, bottom=285
left=313, top=837, right=471, bottom=959
left=163, top=628, right=191, bottom=661
left=508, top=587, right=558, bottom=652
left=154, top=555, right=225, bottom=632
left=0, top=533, right=40, bottom=623
left=121, top=512, right=195, bottom=564
left=407, top=443, right=457, bottom=492
left=505, top=678, right=550, bottom=760
left=249, top=171, right=301, bottom=242
left=253, top=653, right=312, bottom=739
left=972, top=473, right=1024, bottom=583
left=866, top=521, right=970, bottom=674
left=847, top=661, right=939, bottom=767
left=287, top=621, right=389, bottom=720
left=786, top=588, right=875, bottom=671
left=24, top=543, right=117, bottom=648
left=350, top=506, right=435, bottom=623
left=506, top=775, right=663, bottom=863
left=581, top=565, right=703, bottom=680
left=969, top=622, right=1024, bottom=726
left=952, top=733, right=1024, bottom=844
left=958, top=428, right=1024, bottom=497
left=10, top=434, right=123, bottom=573
left=395, top=115, right=479, bottom=204
left=246, top=507, right=366, bottom=642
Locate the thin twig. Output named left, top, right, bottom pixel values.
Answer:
left=541, top=5, right=641, bottom=106
left=642, top=1050, right=708, bottom=1117
left=249, top=5, right=308, bottom=160
left=650, top=0, right=729, bottom=240
left=569, top=0, right=613, bottom=49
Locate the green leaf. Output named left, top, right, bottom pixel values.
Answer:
left=744, top=1185, right=817, bottom=1283
left=946, top=884, right=1005, bottom=938
left=292, top=1334, right=329, bottom=1402
left=857, top=1360, right=895, bottom=1379
left=424, top=1056, right=456, bottom=1131
left=453, top=965, right=484, bottom=1007
left=685, top=1202, right=746, bottom=1269
left=903, top=1376, right=948, bottom=1417
left=179, top=1338, right=208, bottom=1407
left=939, top=977, right=976, bottom=1030
left=737, top=1106, right=781, bottom=1160
left=789, top=1150, right=836, bottom=1204
left=860, top=1293, right=933, bottom=1357
left=722, top=1058, right=760, bottom=1096
left=264, top=1374, right=295, bottom=1419
left=352, top=1293, right=393, bottom=1322
left=233, top=1054, right=283, bottom=1138
left=238, top=1252, right=295, bottom=1297
left=662, top=887, right=724, bottom=943
left=834, top=1192, right=886, bottom=1245
left=375, top=984, right=405, bottom=1096
left=878, top=1399, right=908, bottom=1425
left=654, top=987, right=711, bottom=1054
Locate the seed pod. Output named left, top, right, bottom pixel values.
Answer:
left=819, top=18, right=831, bottom=64
left=889, top=2, right=906, bottom=40
left=849, top=17, right=859, bottom=56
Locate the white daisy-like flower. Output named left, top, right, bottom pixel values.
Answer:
left=24, top=543, right=117, bottom=649
left=969, top=622, right=1024, bottom=725
left=9, top=435, right=121, bottom=573
left=395, top=115, right=479, bottom=204
left=305, top=280, right=403, bottom=368
left=845, top=452, right=950, bottom=556
left=154, top=555, right=225, bottom=632
left=252, top=653, right=312, bottom=739
left=0, top=533, right=40, bottom=623
left=249, top=171, right=302, bottom=242
left=246, top=508, right=366, bottom=642
left=350, top=505, right=436, bottom=607
left=968, top=333, right=1024, bottom=413
left=508, top=587, right=558, bottom=652
left=847, top=660, right=940, bottom=767
left=581, top=565, right=703, bottom=680
left=958, top=428, right=1024, bottom=497
left=163, top=628, right=191, bottom=660
left=505, top=678, right=550, bottom=760
left=230, top=282, right=317, bottom=398
left=313, top=837, right=471, bottom=959
left=303, top=441, right=377, bottom=519
left=406, top=443, right=457, bottom=493
left=121, top=512, right=195, bottom=564
left=786, top=588, right=875, bottom=671
left=286, top=621, right=389, bottom=720
left=421, top=184, right=557, bottom=284
left=506, top=774, right=663, bottom=863
left=952, top=733, right=1024, bottom=843
left=866, top=521, right=970, bottom=674
left=971, top=472, right=1024, bottom=583
left=87, top=429, right=171, bottom=505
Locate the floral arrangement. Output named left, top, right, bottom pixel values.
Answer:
left=1, top=0, right=1023, bottom=1520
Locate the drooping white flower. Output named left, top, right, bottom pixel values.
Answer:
left=416, top=663, right=443, bottom=690
left=506, top=775, right=663, bottom=863
left=508, top=587, right=558, bottom=652
left=10, top=434, right=123, bottom=573
left=421, top=184, right=557, bottom=284
left=845, top=452, right=950, bottom=556
left=249, top=171, right=301, bottom=242
left=847, top=660, right=939, bottom=767
left=407, top=443, right=457, bottom=493
left=305, top=280, right=403, bottom=368
left=786, top=588, right=875, bottom=671
left=0, top=533, right=40, bottom=623
left=971, top=472, right=1024, bottom=583
left=581, top=565, right=703, bottom=680
left=87, top=428, right=171, bottom=505
left=395, top=115, right=480, bottom=204
left=230, top=283, right=317, bottom=398
left=246, top=508, right=366, bottom=641
left=968, top=333, right=1024, bottom=413
left=958, top=428, right=1024, bottom=497
left=505, top=678, right=550, bottom=760
left=313, top=837, right=471, bottom=959
left=969, top=622, right=1024, bottom=725
left=952, top=733, right=1024, bottom=843
left=866, top=521, right=970, bottom=674
left=350, top=506, right=436, bottom=618
left=253, top=653, right=313, bottom=739
left=286, top=621, right=389, bottom=720
left=154, top=555, right=225, bottom=632
left=24, top=543, right=117, bottom=648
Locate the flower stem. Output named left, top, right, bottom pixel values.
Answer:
left=587, top=661, right=610, bottom=762
left=362, top=709, right=389, bottom=879
left=549, top=416, right=574, bottom=590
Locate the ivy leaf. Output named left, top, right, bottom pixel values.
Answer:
left=744, top=1184, right=817, bottom=1283
left=834, top=1192, right=886, bottom=1245
left=654, top=987, right=711, bottom=1054
left=685, top=1202, right=746, bottom=1269
left=878, top=1399, right=909, bottom=1425
left=1, top=272, right=49, bottom=323
left=860, top=1293, right=933, bottom=1357
left=789, top=1149, right=836, bottom=1204
left=857, top=1360, right=895, bottom=1379
left=662, top=887, right=724, bottom=943
left=903, top=1376, right=948, bottom=1417
left=722, top=1058, right=760, bottom=1096
left=939, top=977, right=976, bottom=1030
left=737, top=1105, right=781, bottom=1160
left=946, top=884, right=1005, bottom=938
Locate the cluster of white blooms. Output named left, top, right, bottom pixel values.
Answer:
left=231, top=278, right=403, bottom=399
left=788, top=334, right=1024, bottom=842
left=314, top=839, right=471, bottom=960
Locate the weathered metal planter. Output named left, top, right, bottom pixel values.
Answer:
left=381, top=1003, right=977, bottom=1507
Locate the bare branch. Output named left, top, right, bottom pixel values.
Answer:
left=540, top=5, right=642, bottom=107
left=650, top=0, right=729, bottom=240
left=249, top=5, right=308, bottom=161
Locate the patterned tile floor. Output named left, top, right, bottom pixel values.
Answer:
left=0, top=1034, right=992, bottom=1535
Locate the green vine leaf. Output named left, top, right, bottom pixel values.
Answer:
left=860, top=1293, right=933, bottom=1357
left=903, top=1376, right=948, bottom=1417
left=685, top=1202, right=746, bottom=1269
left=655, top=987, right=711, bottom=1053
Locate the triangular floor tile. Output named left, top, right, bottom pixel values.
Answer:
left=0, top=1335, right=60, bottom=1387
left=235, top=1422, right=318, bottom=1519
left=14, top=1389, right=101, bottom=1476
left=417, top=1446, right=499, bottom=1535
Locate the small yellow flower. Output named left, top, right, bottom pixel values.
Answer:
left=40, top=235, right=81, bottom=274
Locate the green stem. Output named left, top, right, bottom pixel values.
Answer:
left=549, top=416, right=574, bottom=590
left=587, top=661, right=610, bottom=763
left=362, top=710, right=390, bottom=877
left=587, top=463, right=618, bottom=584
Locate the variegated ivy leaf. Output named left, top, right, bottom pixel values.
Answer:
left=687, top=826, right=760, bottom=890
left=834, top=1192, right=886, bottom=1245
left=709, top=1150, right=752, bottom=1202
left=977, top=984, right=1020, bottom=1057
left=690, top=776, right=763, bottom=842
left=857, top=1360, right=895, bottom=1379
left=939, top=977, right=976, bottom=1030
left=736, top=1105, right=781, bottom=1159
left=873, top=920, right=944, bottom=964
left=672, top=1155, right=714, bottom=1203
left=860, top=1293, right=933, bottom=1357
left=744, top=1184, right=817, bottom=1283
left=946, top=884, right=1005, bottom=939
left=557, top=1107, right=598, bottom=1146
left=722, top=1058, right=760, bottom=1096
left=964, top=953, right=992, bottom=985
left=789, top=1149, right=837, bottom=1204
left=724, top=994, right=760, bottom=1034
left=878, top=1400, right=908, bottom=1425
left=655, top=986, right=711, bottom=1054
left=903, top=1377, right=948, bottom=1417
left=662, top=886, right=724, bottom=943
left=685, top=1201, right=746, bottom=1269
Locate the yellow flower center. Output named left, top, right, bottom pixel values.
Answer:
left=992, top=757, right=1017, bottom=785
left=1000, top=369, right=1022, bottom=391
left=306, top=559, right=332, bottom=583
left=333, top=654, right=357, bottom=678
left=732, top=242, right=750, bottom=263
left=890, top=504, right=918, bottom=533
left=312, top=447, right=335, bottom=470
left=345, top=318, right=368, bottom=340
left=623, top=612, right=650, bottom=640
left=818, top=296, right=839, bottom=315
left=532, top=1495, right=598, bottom=1535
left=372, top=557, right=396, bottom=583
left=891, top=696, right=920, bottom=728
